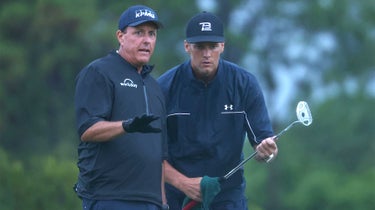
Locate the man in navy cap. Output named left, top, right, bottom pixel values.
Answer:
left=74, top=5, right=169, bottom=210
left=158, top=12, right=278, bottom=209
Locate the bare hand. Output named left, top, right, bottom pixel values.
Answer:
left=255, top=137, right=278, bottom=162
left=180, top=177, right=203, bottom=202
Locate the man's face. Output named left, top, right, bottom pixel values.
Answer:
left=185, top=41, right=224, bottom=82
left=117, top=22, right=157, bottom=69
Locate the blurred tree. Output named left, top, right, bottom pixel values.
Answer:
left=0, top=148, right=80, bottom=209
left=206, top=0, right=375, bottom=120
left=0, top=0, right=97, bottom=159
left=281, top=95, right=375, bottom=210
left=244, top=95, right=375, bottom=210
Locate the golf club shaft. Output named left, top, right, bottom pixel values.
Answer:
left=222, top=120, right=300, bottom=180
left=222, top=150, right=258, bottom=180
left=274, top=120, right=299, bottom=139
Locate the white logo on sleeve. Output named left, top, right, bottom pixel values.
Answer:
left=199, top=22, right=212, bottom=31
left=120, top=78, right=138, bottom=88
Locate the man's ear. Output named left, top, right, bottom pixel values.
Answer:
left=220, top=42, right=225, bottom=53
left=116, top=30, right=124, bottom=45
left=184, top=40, right=190, bottom=53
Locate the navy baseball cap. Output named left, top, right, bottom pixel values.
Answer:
left=186, top=11, right=224, bottom=43
left=118, top=5, right=163, bottom=31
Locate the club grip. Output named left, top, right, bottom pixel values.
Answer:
left=182, top=200, right=199, bottom=210
left=182, top=178, right=224, bottom=210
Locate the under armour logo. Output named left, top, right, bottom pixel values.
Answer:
left=224, top=104, right=233, bottom=110
left=199, top=22, right=212, bottom=31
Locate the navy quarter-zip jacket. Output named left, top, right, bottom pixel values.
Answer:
left=158, top=59, right=273, bottom=203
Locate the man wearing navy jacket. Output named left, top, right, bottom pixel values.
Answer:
left=158, top=12, right=278, bottom=210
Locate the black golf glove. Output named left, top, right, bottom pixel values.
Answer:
left=122, top=114, right=161, bottom=133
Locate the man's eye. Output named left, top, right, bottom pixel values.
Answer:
left=193, top=44, right=218, bottom=50
left=135, top=31, right=144, bottom=36
left=195, top=45, right=204, bottom=50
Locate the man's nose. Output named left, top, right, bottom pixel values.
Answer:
left=202, top=48, right=211, bottom=57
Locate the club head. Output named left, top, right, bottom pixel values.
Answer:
left=296, top=101, right=313, bottom=126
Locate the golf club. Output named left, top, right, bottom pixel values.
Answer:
left=221, top=101, right=313, bottom=180
left=182, top=101, right=313, bottom=210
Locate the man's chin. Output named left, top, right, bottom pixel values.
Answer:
left=138, top=58, right=151, bottom=64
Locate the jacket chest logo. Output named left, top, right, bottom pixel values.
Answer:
left=224, top=104, right=233, bottom=110
left=120, top=78, right=138, bottom=88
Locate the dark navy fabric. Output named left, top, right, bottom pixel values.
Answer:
left=158, top=59, right=273, bottom=207
left=74, top=50, right=167, bottom=207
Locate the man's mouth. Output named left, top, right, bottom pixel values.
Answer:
left=139, top=49, right=150, bottom=53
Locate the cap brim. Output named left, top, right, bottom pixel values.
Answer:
left=128, top=20, right=163, bottom=29
left=186, top=36, right=225, bottom=43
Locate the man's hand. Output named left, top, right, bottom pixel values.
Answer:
left=122, top=114, right=161, bottom=133
left=180, top=177, right=203, bottom=202
left=255, top=137, right=278, bottom=162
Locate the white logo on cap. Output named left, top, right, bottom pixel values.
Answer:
left=199, top=22, right=212, bottom=31
left=135, top=9, right=155, bottom=19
